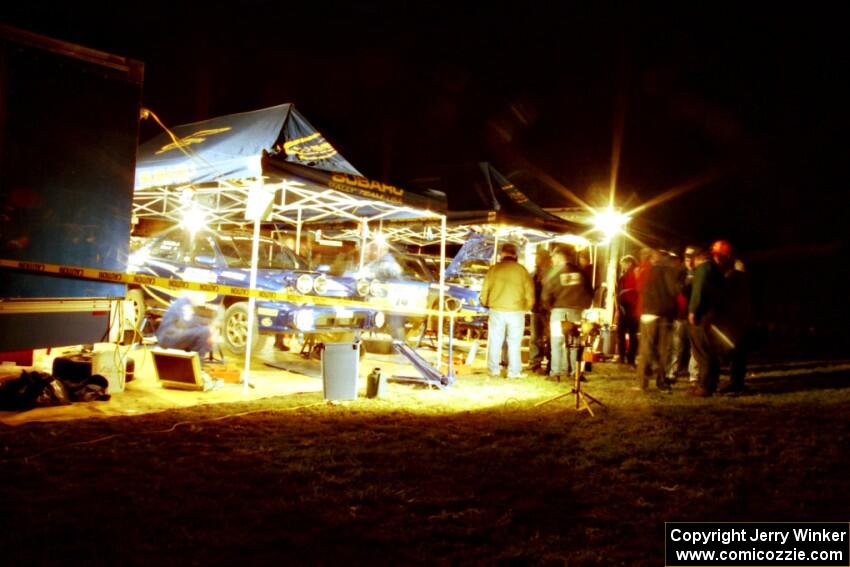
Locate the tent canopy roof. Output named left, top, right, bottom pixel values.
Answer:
left=407, top=162, right=581, bottom=234
left=133, top=104, right=445, bottom=228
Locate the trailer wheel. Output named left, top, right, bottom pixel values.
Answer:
left=127, top=288, right=147, bottom=329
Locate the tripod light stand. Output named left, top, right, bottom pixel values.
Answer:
left=535, top=320, right=606, bottom=416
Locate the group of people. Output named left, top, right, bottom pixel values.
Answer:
left=479, top=239, right=751, bottom=397
left=616, top=240, right=751, bottom=396
left=479, top=242, right=593, bottom=380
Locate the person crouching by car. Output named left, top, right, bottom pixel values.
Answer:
left=156, top=293, right=218, bottom=357
left=480, top=243, right=534, bottom=379
left=542, top=245, right=593, bottom=381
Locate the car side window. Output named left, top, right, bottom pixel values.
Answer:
left=190, top=236, right=217, bottom=266
left=279, top=247, right=302, bottom=270
left=217, top=237, right=242, bottom=266
left=149, top=237, right=183, bottom=261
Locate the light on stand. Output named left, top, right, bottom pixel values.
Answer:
left=592, top=207, right=629, bottom=242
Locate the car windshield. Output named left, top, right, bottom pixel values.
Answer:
left=219, top=235, right=309, bottom=270
left=362, top=254, right=432, bottom=281
left=455, top=259, right=492, bottom=276
left=420, top=258, right=444, bottom=279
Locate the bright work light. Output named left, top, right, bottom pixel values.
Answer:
left=592, top=207, right=629, bottom=240
left=181, top=205, right=206, bottom=234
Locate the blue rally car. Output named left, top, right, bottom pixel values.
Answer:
left=127, top=227, right=385, bottom=353
left=357, top=252, right=487, bottom=341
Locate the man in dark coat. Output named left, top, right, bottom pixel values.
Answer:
left=542, top=246, right=593, bottom=380
left=712, top=241, right=752, bottom=394
left=528, top=246, right=552, bottom=374
left=616, top=255, right=639, bottom=365
left=635, top=249, right=681, bottom=391
left=687, top=248, right=726, bottom=396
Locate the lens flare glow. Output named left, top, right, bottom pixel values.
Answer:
left=181, top=205, right=206, bottom=234
left=592, top=207, right=629, bottom=239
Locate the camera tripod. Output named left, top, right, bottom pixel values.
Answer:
left=535, top=338, right=605, bottom=416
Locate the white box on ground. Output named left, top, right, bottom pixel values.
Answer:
left=321, top=342, right=359, bottom=401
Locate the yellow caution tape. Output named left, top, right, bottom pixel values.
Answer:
left=0, top=258, right=482, bottom=319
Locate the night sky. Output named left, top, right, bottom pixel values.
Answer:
left=2, top=3, right=848, bottom=331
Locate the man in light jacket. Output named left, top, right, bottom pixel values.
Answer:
left=480, top=243, right=534, bottom=378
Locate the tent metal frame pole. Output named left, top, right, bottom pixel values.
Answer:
left=243, top=178, right=266, bottom=393
left=605, top=235, right=622, bottom=326
left=359, top=219, right=367, bottom=271
left=295, top=206, right=302, bottom=255
left=436, top=214, right=447, bottom=370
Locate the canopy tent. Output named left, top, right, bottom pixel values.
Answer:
left=132, top=103, right=450, bottom=385
left=319, top=162, right=583, bottom=247
left=134, top=103, right=445, bottom=229
left=415, top=162, right=580, bottom=235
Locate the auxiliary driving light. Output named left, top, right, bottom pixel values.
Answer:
left=313, top=275, right=328, bottom=294
left=295, top=274, right=314, bottom=294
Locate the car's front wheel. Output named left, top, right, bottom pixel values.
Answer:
left=222, top=302, right=266, bottom=354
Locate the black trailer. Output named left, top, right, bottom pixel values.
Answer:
left=0, top=24, right=143, bottom=350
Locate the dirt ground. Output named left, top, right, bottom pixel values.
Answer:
left=2, top=351, right=850, bottom=565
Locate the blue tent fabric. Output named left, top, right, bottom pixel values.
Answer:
left=134, top=104, right=445, bottom=217
left=409, top=162, right=579, bottom=234
left=135, top=104, right=361, bottom=190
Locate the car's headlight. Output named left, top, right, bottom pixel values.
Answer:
left=293, top=309, right=315, bottom=331
left=374, top=311, right=385, bottom=328
left=370, top=280, right=386, bottom=297
left=313, top=275, right=328, bottom=294
left=128, top=248, right=150, bottom=267
left=356, top=278, right=371, bottom=296
left=295, top=274, right=314, bottom=294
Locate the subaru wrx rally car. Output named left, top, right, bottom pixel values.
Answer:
left=127, top=228, right=385, bottom=352
left=357, top=252, right=487, bottom=340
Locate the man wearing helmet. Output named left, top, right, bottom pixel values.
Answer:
left=688, top=240, right=751, bottom=396
left=712, top=240, right=751, bottom=394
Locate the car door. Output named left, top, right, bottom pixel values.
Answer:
left=180, top=233, right=221, bottom=304
left=135, top=231, right=191, bottom=308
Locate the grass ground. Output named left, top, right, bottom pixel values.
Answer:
left=2, top=360, right=849, bottom=565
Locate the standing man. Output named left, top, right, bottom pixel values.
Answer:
left=687, top=248, right=725, bottom=396
left=616, top=255, right=640, bottom=366
left=636, top=249, right=680, bottom=391
left=682, top=246, right=701, bottom=383
left=542, top=246, right=593, bottom=381
left=480, top=242, right=534, bottom=379
left=666, top=251, right=690, bottom=383
left=712, top=240, right=752, bottom=394
left=528, top=246, right=552, bottom=374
